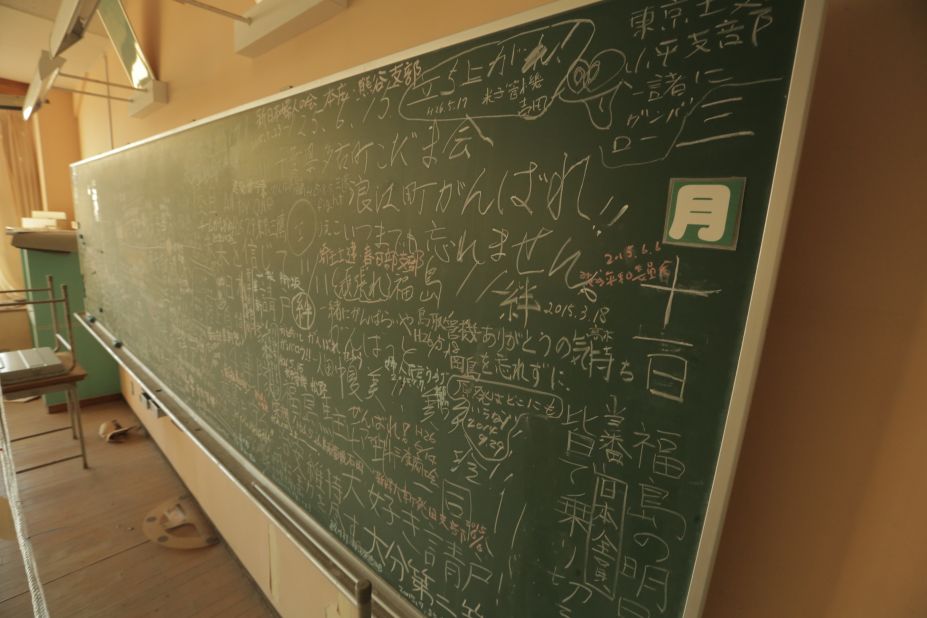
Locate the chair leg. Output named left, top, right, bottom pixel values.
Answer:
left=67, top=388, right=77, bottom=440
left=68, top=386, right=89, bottom=469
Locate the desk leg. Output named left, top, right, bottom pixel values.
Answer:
left=68, top=386, right=88, bottom=469
left=67, top=388, right=77, bottom=440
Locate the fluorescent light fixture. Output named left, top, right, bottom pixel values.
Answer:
left=93, top=0, right=168, bottom=116
left=97, top=0, right=154, bottom=88
left=129, top=57, right=149, bottom=88
left=49, top=0, right=102, bottom=57
left=22, top=51, right=65, bottom=121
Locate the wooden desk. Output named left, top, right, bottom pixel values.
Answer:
left=2, top=362, right=89, bottom=473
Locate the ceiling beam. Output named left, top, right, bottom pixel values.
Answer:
left=0, top=77, right=28, bottom=96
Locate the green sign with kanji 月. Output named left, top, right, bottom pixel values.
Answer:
left=663, top=178, right=746, bottom=250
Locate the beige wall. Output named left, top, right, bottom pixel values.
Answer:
left=34, top=91, right=81, bottom=219
left=705, top=2, right=927, bottom=617
left=69, top=1, right=927, bottom=617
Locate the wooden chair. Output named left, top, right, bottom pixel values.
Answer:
left=0, top=276, right=88, bottom=473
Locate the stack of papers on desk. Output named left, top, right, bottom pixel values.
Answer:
left=0, top=347, right=67, bottom=386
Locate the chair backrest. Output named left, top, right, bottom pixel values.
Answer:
left=0, top=275, right=76, bottom=372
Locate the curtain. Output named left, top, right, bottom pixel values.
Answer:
left=0, top=110, right=43, bottom=296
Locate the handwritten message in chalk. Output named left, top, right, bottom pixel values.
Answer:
left=74, top=1, right=805, bottom=616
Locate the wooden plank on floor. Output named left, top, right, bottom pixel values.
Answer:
left=0, top=524, right=29, bottom=604
left=0, top=398, right=277, bottom=618
left=0, top=589, right=33, bottom=615
left=0, top=396, right=43, bottom=615
left=43, top=540, right=271, bottom=618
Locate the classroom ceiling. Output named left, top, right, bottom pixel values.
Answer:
left=0, top=0, right=108, bottom=86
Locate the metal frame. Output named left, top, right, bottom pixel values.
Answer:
left=0, top=275, right=77, bottom=370
left=70, top=0, right=829, bottom=615
left=58, top=72, right=145, bottom=91
left=54, top=86, right=134, bottom=102
left=0, top=276, right=88, bottom=472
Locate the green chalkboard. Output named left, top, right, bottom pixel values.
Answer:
left=72, top=1, right=820, bottom=616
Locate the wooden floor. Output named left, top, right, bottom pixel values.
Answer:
left=0, top=397, right=278, bottom=618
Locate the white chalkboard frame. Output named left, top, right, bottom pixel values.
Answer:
left=73, top=1, right=828, bottom=615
